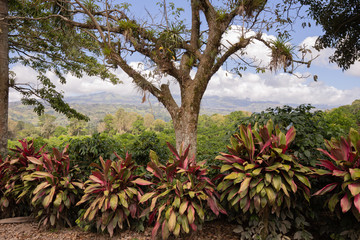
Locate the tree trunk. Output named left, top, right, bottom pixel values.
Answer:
left=172, top=105, right=199, bottom=158
left=0, top=0, right=8, bottom=157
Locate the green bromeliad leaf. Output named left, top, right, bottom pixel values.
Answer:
left=350, top=168, right=360, bottom=181
left=272, top=175, right=282, bottom=192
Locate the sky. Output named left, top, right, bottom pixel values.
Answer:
left=9, top=1, right=360, bottom=109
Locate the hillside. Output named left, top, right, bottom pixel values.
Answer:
left=9, top=92, right=338, bottom=126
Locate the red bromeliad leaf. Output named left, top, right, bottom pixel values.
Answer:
left=190, top=223, right=197, bottom=231
left=340, top=193, right=351, bottom=213
left=317, top=148, right=339, bottom=163
left=317, top=159, right=338, bottom=171
left=353, top=194, right=360, bottom=214
left=166, top=142, right=180, bottom=160
left=147, top=162, right=163, bottom=179
left=152, top=221, right=161, bottom=240
left=28, top=156, right=42, bottom=165
left=129, top=203, right=137, bottom=218
left=332, top=170, right=348, bottom=177
left=313, top=183, right=338, bottom=196
left=132, top=178, right=153, bottom=186
left=187, top=205, right=195, bottom=224
left=89, top=175, right=105, bottom=185
left=207, top=196, right=219, bottom=216
left=348, top=183, right=360, bottom=196
left=285, top=126, right=296, bottom=146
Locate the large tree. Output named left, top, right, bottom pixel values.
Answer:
left=0, top=0, right=8, bottom=156
left=300, top=0, right=360, bottom=70
left=8, top=0, right=313, bottom=156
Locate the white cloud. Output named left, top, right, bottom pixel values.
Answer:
left=205, top=67, right=359, bottom=106
left=301, top=36, right=360, bottom=77
left=9, top=56, right=359, bottom=108
left=347, top=61, right=360, bottom=77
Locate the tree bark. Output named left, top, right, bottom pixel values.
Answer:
left=0, top=0, right=8, bottom=157
left=172, top=106, right=199, bottom=158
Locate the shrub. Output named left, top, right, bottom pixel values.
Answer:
left=65, top=133, right=121, bottom=179
left=216, top=120, right=312, bottom=238
left=243, top=104, right=344, bottom=166
left=0, top=139, right=45, bottom=217
left=20, top=146, right=83, bottom=227
left=313, top=128, right=360, bottom=220
left=76, top=153, right=147, bottom=237
left=140, top=143, right=225, bottom=240
left=128, top=131, right=169, bottom=166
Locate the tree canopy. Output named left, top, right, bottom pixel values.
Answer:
left=300, top=0, right=360, bottom=70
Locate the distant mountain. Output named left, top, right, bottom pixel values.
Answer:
left=9, top=92, right=338, bottom=126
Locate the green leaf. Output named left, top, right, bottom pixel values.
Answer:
left=53, top=192, right=62, bottom=208
left=192, top=202, right=204, bottom=220
left=256, top=182, right=265, bottom=193
left=239, top=177, right=251, bottom=195
left=110, top=194, right=118, bottom=211
left=328, top=193, right=340, bottom=212
left=42, top=186, right=56, bottom=209
left=181, top=215, right=190, bottom=233
left=350, top=169, right=360, bottom=181
left=265, top=173, right=273, bottom=185
left=140, top=192, right=156, bottom=203
left=244, top=164, right=256, bottom=171
left=224, top=172, right=241, bottom=180
left=220, top=164, right=233, bottom=173
left=179, top=201, right=189, bottom=215
left=33, top=182, right=50, bottom=195
left=272, top=175, right=282, bottom=192
left=295, top=174, right=311, bottom=188
left=252, top=168, right=262, bottom=176
left=187, top=205, right=195, bottom=224
left=265, top=187, right=276, bottom=205
left=168, top=210, right=176, bottom=232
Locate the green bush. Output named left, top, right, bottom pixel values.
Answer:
left=128, top=131, right=169, bottom=166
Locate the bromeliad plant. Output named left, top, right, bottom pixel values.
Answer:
left=216, top=120, right=312, bottom=238
left=1, top=139, right=46, bottom=217
left=76, top=152, right=147, bottom=237
left=21, top=146, right=83, bottom=227
left=140, top=143, right=225, bottom=240
left=313, top=128, right=360, bottom=220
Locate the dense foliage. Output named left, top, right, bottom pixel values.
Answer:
left=314, top=128, right=360, bottom=219
left=140, top=144, right=225, bottom=239
left=21, top=146, right=83, bottom=227
left=76, top=153, right=146, bottom=236
left=243, top=104, right=355, bottom=166
left=217, top=120, right=312, bottom=238
left=2, top=103, right=360, bottom=238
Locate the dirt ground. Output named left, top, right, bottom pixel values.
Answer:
left=0, top=220, right=240, bottom=240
